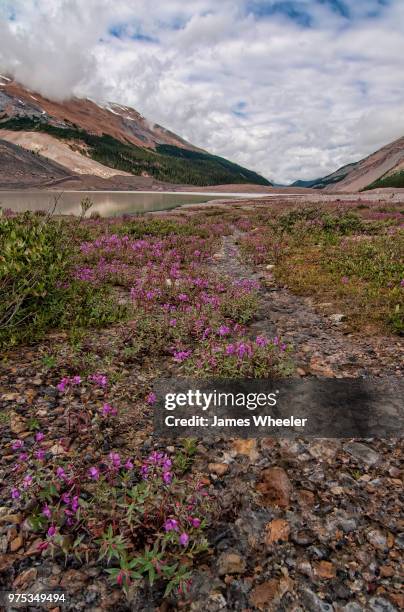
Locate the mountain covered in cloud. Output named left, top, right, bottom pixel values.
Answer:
left=292, top=136, right=404, bottom=191
left=0, top=77, right=271, bottom=187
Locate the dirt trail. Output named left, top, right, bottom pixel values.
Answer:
left=213, top=231, right=403, bottom=379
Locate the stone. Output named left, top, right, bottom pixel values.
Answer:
left=0, top=512, right=21, bottom=524
left=329, top=313, right=345, bottom=324
left=217, top=552, right=246, bottom=576
left=10, top=412, right=26, bottom=434
left=59, top=569, right=88, bottom=592
left=297, top=489, right=315, bottom=508
left=388, top=594, right=404, bottom=609
left=300, top=588, right=333, bottom=612
left=208, top=463, right=229, bottom=476
left=249, top=578, right=292, bottom=610
left=13, top=567, right=37, bottom=588
left=343, top=442, right=380, bottom=466
left=314, top=561, right=336, bottom=580
left=10, top=534, right=23, bottom=552
left=256, top=467, right=292, bottom=508
left=368, top=597, right=397, bottom=612
left=367, top=529, right=387, bottom=551
left=265, top=519, right=290, bottom=544
left=232, top=439, right=259, bottom=461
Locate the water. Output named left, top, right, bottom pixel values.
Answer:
left=0, top=190, right=264, bottom=217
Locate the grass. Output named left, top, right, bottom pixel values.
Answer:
left=238, top=204, right=404, bottom=335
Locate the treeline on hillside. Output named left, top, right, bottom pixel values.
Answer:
left=364, top=171, right=404, bottom=190
left=0, top=116, right=271, bottom=186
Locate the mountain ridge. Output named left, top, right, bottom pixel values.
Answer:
left=0, top=77, right=271, bottom=187
left=292, top=136, right=404, bottom=191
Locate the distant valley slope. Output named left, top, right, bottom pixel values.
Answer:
left=0, top=75, right=271, bottom=188
left=293, top=136, right=404, bottom=192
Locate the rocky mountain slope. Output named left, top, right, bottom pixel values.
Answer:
left=0, top=76, right=271, bottom=187
left=0, top=139, right=72, bottom=188
left=293, top=136, right=404, bottom=192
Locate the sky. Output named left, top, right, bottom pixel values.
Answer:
left=0, top=0, right=404, bottom=184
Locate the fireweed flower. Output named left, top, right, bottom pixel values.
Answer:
left=179, top=533, right=189, bottom=547
left=256, top=336, right=268, bottom=347
left=42, top=504, right=52, bottom=519
left=89, top=373, right=108, bottom=388
left=125, top=459, right=134, bottom=470
left=164, top=518, right=179, bottom=532
left=400, top=279, right=404, bottom=287
left=163, top=471, right=173, bottom=484
left=35, top=432, right=45, bottom=443
left=140, top=464, right=149, bottom=479
left=71, top=496, right=80, bottom=513
left=169, top=319, right=177, bottom=327
left=191, top=517, right=201, bottom=528
left=89, top=466, right=100, bottom=480
left=226, top=344, right=235, bottom=355
left=11, top=488, right=20, bottom=499
left=109, top=452, right=121, bottom=470
left=147, top=392, right=157, bottom=405
left=273, top=336, right=280, bottom=346
left=23, top=475, right=33, bottom=488
left=218, top=325, right=231, bottom=336
left=173, top=350, right=192, bottom=363
left=341, top=276, right=349, bottom=284
left=12, top=440, right=24, bottom=451
left=61, top=493, right=71, bottom=504
left=19, top=453, right=28, bottom=462
left=56, top=467, right=67, bottom=481
left=35, top=449, right=46, bottom=461
left=102, top=403, right=117, bottom=416
left=57, top=377, right=69, bottom=392
left=47, top=525, right=57, bottom=538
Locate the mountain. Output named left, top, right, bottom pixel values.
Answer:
left=292, top=137, right=404, bottom=192
left=0, top=139, right=72, bottom=188
left=0, top=76, right=271, bottom=188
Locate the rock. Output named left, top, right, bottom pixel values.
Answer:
left=343, top=442, right=380, bottom=466
left=265, top=519, right=290, bottom=544
left=232, top=439, right=259, bottom=462
left=367, top=529, right=387, bottom=551
left=300, top=588, right=333, bottom=612
left=308, top=440, right=340, bottom=460
left=208, top=463, right=229, bottom=476
left=249, top=578, right=292, bottom=610
left=59, top=569, right=88, bottom=592
left=314, top=561, right=336, bottom=580
left=0, top=513, right=22, bottom=525
left=10, top=412, right=26, bottom=434
left=217, top=552, right=246, bottom=576
left=329, top=313, right=345, bottom=324
left=368, top=597, right=397, bottom=612
left=13, top=567, right=37, bottom=588
left=256, top=467, right=292, bottom=508
left=50, top=443, right=66, bottom=455
left=380, top=565, right=395, bottom=578
left=291, top=528, right=316, bottom=546
left=266, top=264, right=275, bottom=270
left=297, top=489, right=315, bottom=508
left=10, top=534, right=23, bottom=552
left=309, top=357, right=335, bottom=377
left=388, top=594, right=404, bottom=609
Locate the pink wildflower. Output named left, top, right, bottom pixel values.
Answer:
left=179, top=532, right=189, bottom=546
left=164, top=518, right=179, bottom=532
left=89, top=466, right=100, bottom=480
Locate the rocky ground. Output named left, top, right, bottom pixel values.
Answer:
left=0, top=205, right=402, bottom=611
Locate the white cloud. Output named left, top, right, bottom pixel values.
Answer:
left=1, top=0, right=404, bottom=183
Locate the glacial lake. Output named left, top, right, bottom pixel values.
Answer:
left=0, top=190, right=268, bottom=217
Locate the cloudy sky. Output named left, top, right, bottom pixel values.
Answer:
left=1, top=0, right=404, bottom=183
